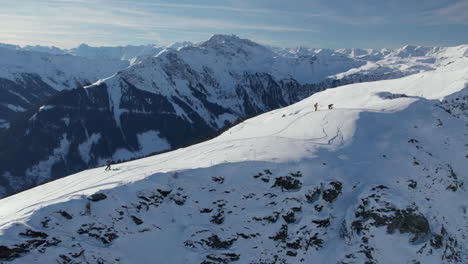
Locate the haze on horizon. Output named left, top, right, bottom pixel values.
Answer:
left=1, top=0, right=467, bottom=49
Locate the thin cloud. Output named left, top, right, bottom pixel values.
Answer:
left=0, top=0, right=464, bottom=48
left=421, top=0, right=468, bottom=25
left=133, top=2, right=280, bottom=14
left=1, top=1, right=319, bottom=34
left=0, top=0, right=319, bottom=48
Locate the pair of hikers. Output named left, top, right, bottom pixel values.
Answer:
left=314, top=103, right=333, bottom=111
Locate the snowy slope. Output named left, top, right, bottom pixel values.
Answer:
left=0, top=50, right=466, bottom=263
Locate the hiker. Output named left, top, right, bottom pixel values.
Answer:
left=105, top=160, right=112, bottom=171
left=328, top=104, right=333, bottom=110
left=314, top=102, right=318, bottom=111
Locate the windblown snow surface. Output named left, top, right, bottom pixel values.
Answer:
left=0, top=46, right=467, bottom=264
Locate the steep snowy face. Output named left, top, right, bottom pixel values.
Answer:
left=23, top=45, right=67, bottom=55
left=0, top=54, right=466, bottom=264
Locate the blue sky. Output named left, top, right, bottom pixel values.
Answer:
left=1, top=0, right=467, bottom=48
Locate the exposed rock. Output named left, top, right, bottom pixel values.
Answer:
left=407, top=180, right=417, bottom=189
left=269, top=225, right=288, bottom=242
left=212, top=176, right=224, bottom=184
left=76, top=223, right=118, bottom=245
left=0, top=245, right=28, bottom=260
left=322, top=181, right=343, bottom=202
left=57, top=211, right=73, bottom=220
left=210, top=209, right=225, bottom=225
left=305, top=187, right=321, bottom=203
left=203, top=253, right=240, bottom=264
left=312, top=218, right=330, bottom=228
left=281, top=211, right=296, bottom=224
left=131, top=216, right=144, bottom=225
left=272, top=176, right=302, bottom=191
left=203, top=235, right=237, bottom=249
left=19, top=229, right=48, bottom=239
left=88, top=193, right=107, bottom=202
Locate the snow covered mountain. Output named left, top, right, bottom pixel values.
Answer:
left=272, top=46, right=390, bottom=61
left=0, top=35, right=366, bottom=197
left=0, top=47, right=466, bottom=263
left=0, top=41, right=185, bottom=129
left=0, top=42, right=168, bottom=129
left=0, top=36, right=466, bottom=199
left=68, top=44, right=163, bottom=62
left=0, top=38, right=460, bottom=130
left=0, top=43, right=164, bottom=61
left=270, top=44, right=466, bottom=92
left=0, top=47, right=129, bottom=128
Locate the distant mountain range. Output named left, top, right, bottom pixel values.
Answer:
left=0, top=41, right=195, bottom=61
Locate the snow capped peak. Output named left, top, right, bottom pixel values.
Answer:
left=337, top=48, right=373, bottom=57
left=204, top=34, right=255, bottom=45
left=392, top=45, right=436, bottom=57
left=68, top=44, right=164, bottom=61
left=23, top=45, right=66, bottom=55
left=199, top=34, right=266, bottom=51
left=166, top=41, right=193, bottom=50
left=0, top=43, right=21, bottom=50
left=77, top=43, right=90, bottom=48
left=313, top=48, right=339, bottom=56
left=380, top=47, right=392, bottom=55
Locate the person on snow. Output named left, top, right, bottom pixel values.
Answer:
left=105, top=160, right=112, bottom=171
left=314, top=102, right=318, bottom=111
left=328, top=104, right=334, bottom=110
